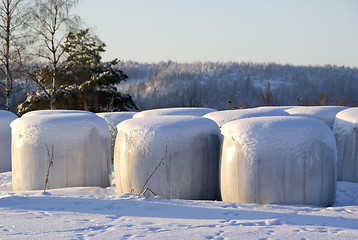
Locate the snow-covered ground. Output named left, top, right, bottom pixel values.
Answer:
left=1, top=172, right=358, bottom=239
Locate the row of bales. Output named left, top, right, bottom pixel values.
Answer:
left=1, top=106, right=357, bottom=207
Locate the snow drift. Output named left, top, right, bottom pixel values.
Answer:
left=0, top=110, right=18, bottom=172
left=114, top=116, right=221, bottom=200
left=333, top=107, right=358, bottom=183
left=11, top=110, right=111, bottom=191
left=220, top=116, right=337, bottom=207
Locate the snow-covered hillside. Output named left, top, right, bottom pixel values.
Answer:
left=0, top=172, right=357, bottom=239
left=116, top=61, right=358, bottom=110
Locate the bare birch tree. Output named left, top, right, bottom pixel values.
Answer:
left=0, top=0, right=30, bottom=111
left=31, top=0, right=80, bottom=109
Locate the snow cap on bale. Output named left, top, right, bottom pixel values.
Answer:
left=114, top=116, right=221, bottom=200
left=22, top=109, right=94, bottom=117
left=11, top=110, right=111, bottom=191
left=220, top=116, right=337, bottom=207
left=0, top=110, right=18, bottom=172
left=285, top=106, right=348, bottom=128
left=133, top=107, right=217, bottom=118
left=203, top=107, right=290, bottom=128
left=333, top=107, right=358, bottom=182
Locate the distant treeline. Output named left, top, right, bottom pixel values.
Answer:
left=116, top=61, right=358, bottom=110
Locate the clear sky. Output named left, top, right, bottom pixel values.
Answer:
left=75, top=0, right=358, bottom=67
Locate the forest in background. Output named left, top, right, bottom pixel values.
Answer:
left=1, top=1, right=356, bottom=114
left=116, top=61, right=358, bottom=110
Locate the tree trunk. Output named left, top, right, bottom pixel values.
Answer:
left=4, top=0, right=12, bottom=111
left=51, top=65, right=56, bottom=109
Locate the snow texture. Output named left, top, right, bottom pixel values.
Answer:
left=1, top=171, right=358, bottom=240
left=0, top=111, right=18, bottom=172
left=285, top=106, right=348, bottom=128
left=114, top=116, right=221, bottom=200
left=220, top=116, right=337, bottom=207
left=133, top=107, right=217, bottom=118
left=333, top=107, right=358, bottom=182
left=22, top=109, right=95, bottom=117
left=11, top=110, right=111, bottom=191
left=97, top=112, right=136, bottom=158
left=203, top=107, right=290, bottom=128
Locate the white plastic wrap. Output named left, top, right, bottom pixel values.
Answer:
left=97, top=112, right=136, bottom=159
left=114, top=116, right=221, bottom=200
left=286, top=106, right=348, bottom=129
left=11, top=110, right=111, bottom=191
left=220, top=116, right=337, bottom=207
left=0, top=111, right=18, bottom=172
left=333, top=107, right=358, bottom=182
left=133, top=107, right=217, bottom=118
left=203, top=107, right=290, bottom=128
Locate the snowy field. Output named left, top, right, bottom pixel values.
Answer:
left=1, top=172, right=358, bottom=239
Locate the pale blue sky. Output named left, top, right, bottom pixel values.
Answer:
left=75, top=0, right=358, bottom=67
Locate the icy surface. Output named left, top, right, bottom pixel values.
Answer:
left=11, top=111, right=111, bottom=190
left=0, top=111, right=18, bottom=172
left=286, top=106, right=348, bottom=128
left=115, top=116, right=221, bottom=200
left=203, top=107, right=290, bottom=127
left=133, top=107, right=217, bottom=118
left=220, top=116, right=337, bottom=206
left=97, top=112, right=136, bottom=158
left=333, top=107, right=358, bottom=182
left=0, top=171, right=358, bottom=239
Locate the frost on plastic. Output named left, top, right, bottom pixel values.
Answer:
left=114, top=116, right=221, bottom=200
left=0, top=111, right=18, bottom=172
left=286, top=106, right=348, bottom=129
left=133, top=107, right=217, bottom=118
left=203, top=107, right=290, bottom=128
left=11, top=110, right=111, bottom=191
left=97, top=112, right=136, bottom=159
left=333, top=107, right=358, bottom=183
left=220, top=116, right=337, bottom=207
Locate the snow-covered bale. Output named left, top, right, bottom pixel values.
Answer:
left=133, top=107, right=217, bottom=118
left=333, top=107, right=358, bottom=182
left=114, top=116, right=221, bottom=200
left=22, top=109, right=94, bottom=117
left=220, top=116, right=337, bottom=207
left=0, top=111, right=18, bottom=172
left=11, top=110, right=111, bottom=191
left=285, top=106, right=348, bottom=128
left=97, top=112, right=136, bottom=159
left=203, top=107, right=290, bottom=128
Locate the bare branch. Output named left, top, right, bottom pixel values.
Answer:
left=139, top=146, right=168, bottom=196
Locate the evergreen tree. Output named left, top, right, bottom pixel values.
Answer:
left=18, top=29, right=137, bottom=114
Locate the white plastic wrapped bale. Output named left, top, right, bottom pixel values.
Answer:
left=203, top=107, right=290, bottom=128
left=133, top=107, right=217, bottom=118
left=0, top=111, right=18, bottom=172
left=11, top=110, right=111, bottom=191
left=114, top=116, right=221, bottom=200
left=97, top=112, right=136, bottom=159
left=220, top=116, right=337, bottom=207
left=285, top=106, right=348, bottom=129
left=333, top=107, right=358, bottom=182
